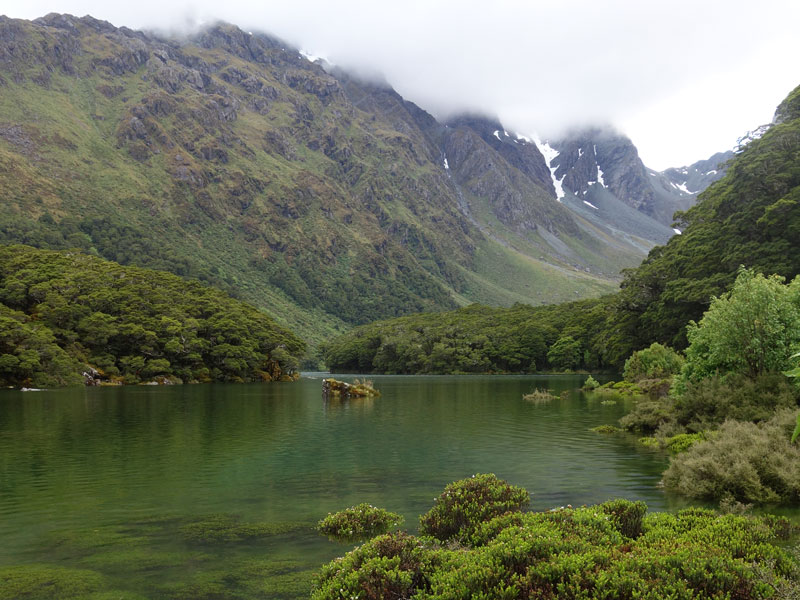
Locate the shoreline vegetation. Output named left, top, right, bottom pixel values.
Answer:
left=312, top=474, right=800, bottom=599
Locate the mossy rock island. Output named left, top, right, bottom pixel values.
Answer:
left=322, top=378, right=380, bottom=398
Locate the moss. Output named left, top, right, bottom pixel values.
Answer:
left=178, top=514, right=308, bottom=544
left=591, top=424, right=622, bottom=434
left=0, top=564, right=105, bottom=600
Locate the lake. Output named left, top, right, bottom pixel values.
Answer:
left=0, top=374, right=687, bottom=599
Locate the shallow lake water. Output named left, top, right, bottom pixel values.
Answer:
left=0, top=374, right=694, bottom=598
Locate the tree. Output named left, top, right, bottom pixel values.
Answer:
left=679, top=268, right=800, bottom=385
left=623, top=342, right=684, bottom=382
left=547, top=335, right=582, bottom=371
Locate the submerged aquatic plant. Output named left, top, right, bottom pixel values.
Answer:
left=523, top=388, right=556, bottom=403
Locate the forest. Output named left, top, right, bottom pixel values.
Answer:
left=0, top=245, right=305, bottom=387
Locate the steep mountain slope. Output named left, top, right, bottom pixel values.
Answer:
left=0, top=14, right=650, bottom=346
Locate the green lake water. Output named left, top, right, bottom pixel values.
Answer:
left=0, top=374, right=690, bottom=598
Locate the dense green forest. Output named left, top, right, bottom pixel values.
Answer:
left=0, top=245, right=304, bottom=387
left=324, top=83, right=800, bottom=374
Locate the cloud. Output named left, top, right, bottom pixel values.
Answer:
left=3, top=0, right=799, bottom=168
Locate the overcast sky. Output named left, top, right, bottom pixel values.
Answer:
left=3, top=0, right=799, bottom=169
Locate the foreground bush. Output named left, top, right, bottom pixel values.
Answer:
left=664, top=408, right=800, bottom=504
left=418, top=474, right=529, bottom=544
left=312, top=477, right=798, bottom=600
left=317, top=504, right=403, bottom=542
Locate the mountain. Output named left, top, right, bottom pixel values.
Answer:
left=1, top=14, right=670, bottom=349
left=323, top=83, right=800, bottom=373
left=0, top=14, right=737, bottom=354
left=614, top=82, right=800, bottom=352
left=531, top=128, right=733, bottom=242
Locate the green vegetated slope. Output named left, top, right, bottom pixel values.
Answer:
left=325, top=83, right=800, bottom=373
left=0, top=245, right=304, bottom=387
left=0, top=15, right=636, bottom=351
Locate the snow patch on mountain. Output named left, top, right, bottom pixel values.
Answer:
left=533, top=135, right=565, bottom=200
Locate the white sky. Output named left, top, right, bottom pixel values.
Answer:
left=3, top=0, right=799, bottom=169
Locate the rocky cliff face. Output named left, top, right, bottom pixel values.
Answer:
left=532, top=128, right=731, bottom=230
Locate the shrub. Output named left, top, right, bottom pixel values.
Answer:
left=523, top=389, right=556, bottom=403
left=312, top=531, right=449, bottom=600
left=663, top=408, right=800, bottom=504
left=591, top=424, right=622, bottom=434
left=623, top=342, right=684, bottom=382
left=665, top=432, right=709, bottom=454
left=418, top=474, right=529, bottom=544
left=317, top=504, right=403, bottom=542
left=673, top=372, right=800, bottom=431
left=599, top=498, right=647, bottom=538
left=619, top=397, right=676, bottom=433
left=312, top=479, right=800, bottom=600
left=582, top=374, right=600, bottom=390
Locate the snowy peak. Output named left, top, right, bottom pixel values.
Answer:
left=658, top=150, right=733, bottom=198
left=546, top=128, right=653, bottom=211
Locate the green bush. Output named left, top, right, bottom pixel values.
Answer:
left=665, top=432, right=709, bottom=454
left=312, top=479, right=799, bottom=600
left=623, top=342, right=684, bottom=382
left=317, top=504, right=403, bottom=542
left=664, top=408, right=800, bottom=504
left=418, top=474, right=529, bottom=544
left=582, top=374, right=600, bottom=390
left=599, top=498, right=647, bottom=538
left=679, top=268, right=800, bottom=386
left=619, top=397, right=676, bottom=433
left=673, top=372, right=800, bottom=431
